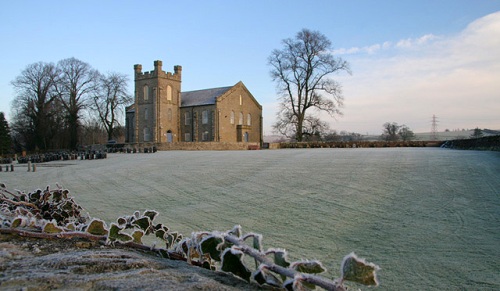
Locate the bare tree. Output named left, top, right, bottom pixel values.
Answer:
left=382, top=122, right=401, bottom=141
left=382, top=122, right=415, bottom=141
left=268, top=29, right=350, bottom=141
left=57, top=58, right=99, bottom=149
left=10, top=62, right=60, bottom=151
left=92, top=72, right=132, bottom=141
left=399, top=125, right=415, bottom=141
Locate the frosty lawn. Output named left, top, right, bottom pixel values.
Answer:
left=2, top=148, right=499, bottom=290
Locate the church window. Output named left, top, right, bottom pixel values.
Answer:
left=185, top=111, right=191, bottom=125
left=143, top=85, right=149, bottom=101
left=202, top=131, right=209, bottom=141
left=144, top=108, right=148, bottom=120
left=202, top=110, right=208, bottom=124
left=143, top=127, right=151, bottom=142
left=247, top=113, right=251, bottom=126
left=230, top=111, right=235, bottom=124
left=185, top=133, right=191, bottom=142
left=239, top=112, right=243, bottom=125
left=167, top=85, right=172, bottom=101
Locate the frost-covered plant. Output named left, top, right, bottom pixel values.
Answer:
left=0, top=183, right=380, bottom=290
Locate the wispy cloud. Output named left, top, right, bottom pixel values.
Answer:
left=329, top=12, right=500, bottom=134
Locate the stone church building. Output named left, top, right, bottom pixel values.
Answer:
left=125, top=60, right=262, bottom=148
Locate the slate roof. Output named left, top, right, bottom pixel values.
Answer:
left=180, top=86, right=232, bottom=107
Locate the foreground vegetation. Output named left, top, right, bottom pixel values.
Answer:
left=0, top=183, right=379, bottom=290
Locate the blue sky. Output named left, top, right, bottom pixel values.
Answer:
left=1, top=1, right=499, bottom=135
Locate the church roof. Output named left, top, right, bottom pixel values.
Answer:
left=181, top=86, right=232, bottom=107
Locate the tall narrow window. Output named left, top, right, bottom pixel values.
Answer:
left=143, top=127, right=150, bottom=142
left=166, top=85, right=172, bottom=101
left=202, top=110, right=208, bottom=124
left=143, top=85, right=149, bottom=101
left=230, top=111, right=235, bottom=124
left=239, top=95, right=242, bottom=105
left=144, top=108, right=148, bottom=120
left=239, top=112, right=243, bottom=125
left=185, top=133, right=191, bottom=142
left=185, top=112, right=191, bottom=125
left=247, top=113, right=251, bottom=126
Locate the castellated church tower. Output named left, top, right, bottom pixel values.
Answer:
left=129, top=60, right=182, bottom=143
left=126, top=59, right=262, bottom=146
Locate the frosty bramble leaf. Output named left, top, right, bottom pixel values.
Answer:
left=108, top=223, right=133, bottom=243
left=117, top=216, right=127, bottom=226
left=132, top=230, right=144, bottom=244
left=143, top=210, right=158, bottom=221
left=200, top=234, right=224, bottom=261
left=291, top=260, right=326, bottom=274
left=273, top=249, right=291, bottom=268
left=252, top=265, right=282, bottom=287
left=341, top=252, right=380, bottom=286
left=155, top=229, right=166, bottom=240
left=86, top=219, right=108, bottom=236
left=165, top=232, right=182, bottom=249
left=109, top=223, right=122, bottom=237
left=221, top=247, right=252, bottom=282
left=243, top=233, right=263, bottom=252
left=132, top=216, right=151, bottom=233
left=11, top=217, right=26, bottom=228
left=43, top=221, right=63, bottom=233
left=228, top=225, right=242, bottom=238
left=283, top=277, right=312, bottom=291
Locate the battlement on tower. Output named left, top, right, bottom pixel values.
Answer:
left=134, top=60, right=182, bottom=81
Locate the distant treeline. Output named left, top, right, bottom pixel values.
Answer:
left=441, top=135, right=500, bottom=151
left=278, top=140, right=440, bottom=149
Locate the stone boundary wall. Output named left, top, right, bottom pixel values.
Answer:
left=441, top=135, right=500, bottom=151
left=125, top=142, right=260, bottom=151
left=275, top=140, right=441, bottom=149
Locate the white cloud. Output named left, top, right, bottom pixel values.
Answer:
left=330, top=12, right=500, bottom=134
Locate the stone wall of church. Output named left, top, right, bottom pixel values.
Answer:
left=216, top=85, right=262, bottom=143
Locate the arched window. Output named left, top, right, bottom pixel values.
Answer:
left=247, top=113, right=251, bottom=126
left=185, top=111, right=191, bottom=125
left=166, top=85, right=172, bottom=101
left=238, top=112, right=243, bottom=125
left=202, top=110, right=208, bottom=124
left=143, top=127, right=150, bottom=142
left=144, top=108, right=148, bottom=120
left=143, top=85, right=149, bottom=101
left=230, top=111, right=235, bottom=124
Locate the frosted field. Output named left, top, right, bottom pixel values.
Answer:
left=2, top=148, right=499, bottom=290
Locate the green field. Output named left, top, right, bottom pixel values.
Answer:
left=2, top=148, right=499, bottom=290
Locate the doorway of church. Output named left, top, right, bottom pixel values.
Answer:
left=166, top=130, right=173, bottom=143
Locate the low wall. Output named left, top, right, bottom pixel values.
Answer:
left=275, top=140, right=441, bottom=149
left=441, top=135, right=500, bottom=151
left=125, top=142, right=260, bottom=151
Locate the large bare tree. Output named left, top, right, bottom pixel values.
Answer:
left=268, top=29, right=350, bottom=141
left=57, top=57, right=99, bottom=149
left=92, top=72, right=132, bottom=141
left=10, top=62, right=60, bottom=151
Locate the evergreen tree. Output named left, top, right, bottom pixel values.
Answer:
left=0, top=112, right=12, bottom=156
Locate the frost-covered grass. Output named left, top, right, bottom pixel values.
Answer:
left=2, top=148, right=500, bottom=290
